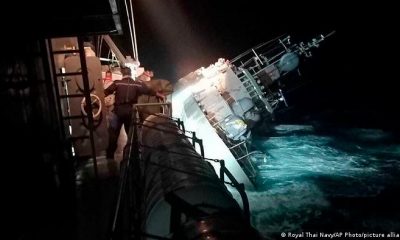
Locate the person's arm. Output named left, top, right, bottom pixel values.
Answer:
left=137, top=82, right=166, bottom=100
left=104, top=82, right=116, bottom=96
left=137, top=82, right=155, bottom=95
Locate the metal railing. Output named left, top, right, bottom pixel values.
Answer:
left=110, top=102, right=251, bottom=239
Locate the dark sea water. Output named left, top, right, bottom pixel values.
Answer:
left=230, top=124, right=400, bottom=239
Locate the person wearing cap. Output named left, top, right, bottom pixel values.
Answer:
left=104, top=66, right=165, bottom=160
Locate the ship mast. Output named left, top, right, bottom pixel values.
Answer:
left=124, top=0, right=139, bottom=62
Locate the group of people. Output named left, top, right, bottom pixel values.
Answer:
left=104, top=66, right=165, bottom=160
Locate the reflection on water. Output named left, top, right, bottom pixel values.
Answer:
left=231, top=125, right=400, bottom=238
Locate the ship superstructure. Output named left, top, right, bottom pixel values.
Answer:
left=172, top=32, right=335, bottom=187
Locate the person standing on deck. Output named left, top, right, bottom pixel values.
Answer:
left=104, top=66, right=165, bottom=160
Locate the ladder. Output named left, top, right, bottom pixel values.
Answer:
left=237, top=69, right=273, bottom=113
left=47, top=37, right=99, bottom=178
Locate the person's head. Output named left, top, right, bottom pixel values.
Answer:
left=124, top=58, right=141, bottom=78
left=121, top=67, right=132, bottom=77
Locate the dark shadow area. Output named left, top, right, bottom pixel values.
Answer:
left=303, top=175, right=400, bottom=233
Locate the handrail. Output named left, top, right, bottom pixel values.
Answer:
left=110, top=102, right=179, bottom=239
left=110, top=103, right=251, bottom=239
left=218, top=160, right=250, bottom=223
left=133, top=102, right=172, bottom=117
left=230, top=34, right=288, bottom=63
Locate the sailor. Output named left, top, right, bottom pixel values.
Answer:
left=104, top=66, right=165, bottom=160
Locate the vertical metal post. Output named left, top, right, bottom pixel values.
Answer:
left=238, top=183, right=250, bottom=224
left=198, top=139, right=204, bottom=158
left=46, top=40, right=66, bottom=141
left=77, top=37, right=98, bottom=178
left=129, top=0, right=139, bottom=61
left=191, top=132, right=196, bottom=147
left=220, top=160, right=225, bottom=183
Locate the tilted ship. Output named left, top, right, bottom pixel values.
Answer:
left=6, top=0, right=337, bottom=238
left=172, top=32, right=335, bottom=189
left=47, top=30, right=333, bottom=239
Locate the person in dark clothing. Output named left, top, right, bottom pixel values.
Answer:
left=104, top=66, right=165, bottom=159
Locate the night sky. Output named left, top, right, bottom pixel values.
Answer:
left=129, top=0, right=341, bottom=79
left=116, top=1, right=397, bottom=131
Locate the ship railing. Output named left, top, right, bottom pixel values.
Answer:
left=231, top=31, right=334, bottom=76
left=110, top=104, right=251, bottom=239
left=195, top=88, right=260, bottom=183
left=110, top=102, right=174, bottom=240
left=132, top=102, right=205, bottom=158
left=230, top=34, right=289, bottom=65
left=231, top=33, right=330, bottom=114
left=230, top=36, right=290, bottom=76
left=133, top=136, right=251, bottom=224
left=230, top=143, right=259, bottom=182
left=203, top=113, right=259, bottom=183
left=137, top=146, right=251, bottom=224
left=132, top=101, right=173, bottom=117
